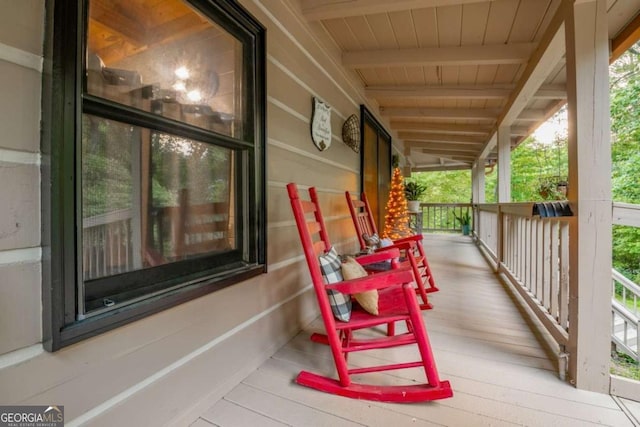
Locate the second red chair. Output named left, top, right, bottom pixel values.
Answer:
left=346, top=191, right=439, bottom=309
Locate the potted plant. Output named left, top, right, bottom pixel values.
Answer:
left=537, top=177, right=568, bottom=200
left=453, top=211, right=471, bottom=236
left=404, top=180, right=426, bottom=212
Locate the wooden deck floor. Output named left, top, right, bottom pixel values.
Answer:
left=192, top=235, right=638, bottom=427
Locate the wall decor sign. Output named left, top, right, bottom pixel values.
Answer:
left=311, top=97, right=332, bottom=151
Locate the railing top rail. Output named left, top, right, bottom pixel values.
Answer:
left=475, top=202, right=574, bottom=219
left=613, top=268, right=640, bottom=296
left=612, top=202, right=640, bottom=227
left=83, top=208, right=133, bottom=228
left=612, top=299, right=639, bottom=325
left=499, top=203, right=536, bottom=217
left=475, top=204, right=499, bottom=212
left=613, top=202, right=640, bottom=209
left=420, top=203, right=473, bottom=208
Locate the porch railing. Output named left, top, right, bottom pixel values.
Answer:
left=470, top=201, right=640, bottom=370
left=476, top=203, right=571, bottom=363
left=419, top=203, right=472, bottom=233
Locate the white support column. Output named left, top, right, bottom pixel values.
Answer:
left=472, top=159, right=486, bottom=241
left=564, top=0, right=612, bottom=393
left=472, top=162, right=478, bottom=203
left=472, top=159, right=485, bottom=204
left=497, top=126, right=511, bottom=203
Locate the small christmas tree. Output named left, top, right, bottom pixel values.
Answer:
left=383, top=167, right=412, bottom=239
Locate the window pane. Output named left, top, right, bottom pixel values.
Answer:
left=82, top=115, right=236, bottom=282
left=86, top=0, right=243, bottom=138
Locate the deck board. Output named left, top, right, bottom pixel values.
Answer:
left=194, top=234, right=635, bottom=426
left=199, top=399, right=288, bottom=427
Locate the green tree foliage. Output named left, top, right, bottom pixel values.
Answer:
left=82, top=117, right=133, bottom=218
left=610, top=44, right=640, bottom=282
left=510, top=133, right=568, bottom=202
left=408, top=170, right=471, bottom=203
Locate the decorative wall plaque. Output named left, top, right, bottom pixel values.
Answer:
left=342, top=114, right=360, bottom=152
left=311, top=97, right=332, bottom=151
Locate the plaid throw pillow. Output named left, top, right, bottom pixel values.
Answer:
left=319, top=246, right=352, bottom=322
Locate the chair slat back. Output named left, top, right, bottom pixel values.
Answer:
left=287, top=183, right=338, bottom=329
left=346, top=191, right=379, bottom=250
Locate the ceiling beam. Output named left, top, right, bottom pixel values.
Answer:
left=301, top=0, right=497, bottom=21
left=382, top=107, right=543, bottom=123
left=516, top=109, right=546, bottom=121
left=344, top=43, right=536, bottom=68
left=533, top=84, right=567, bottom=100
left=391, top=121, right=492, bottom=135
left=90, top=0, right=148, bottom=46
left=498, top=1, right=567, bottom=127
left=406, top=141, right=483, bottom=151
left=399, top=132, right=485, bottom=144
left=611, top=12, right=640, bottom=61
left=412, top=164, right=473, bottom=172
left=366, top=84, right=565, bottom=100
left=380, top=107, right=500, bottom=120
left=478, top=132, right=497, bottom=161
left=367, top=85, right=510, bottom=99
left=420, top=148, right=476, bottom=161
left=511, top=126, right=534, bottom=136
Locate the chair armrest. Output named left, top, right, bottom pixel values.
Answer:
left=326, top=267, right=414, bottom=294
left=374, top=241, right=415, bottom=252
left=354, top=248, right=400, bottom=265
left=392, top=234, right=423, bottom=244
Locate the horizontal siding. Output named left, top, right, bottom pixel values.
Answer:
left=0, top=162, right=40, bottom=251
left=0, top=1, right=44, bottom=361
left=0, top=262, right=41, bottom=354
left=0, top=60, right=41, bottom=152
left=0, top=0, right=45, bottom=56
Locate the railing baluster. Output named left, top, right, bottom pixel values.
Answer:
left=535, top=218, right=542, bottom=301
left=519, top=217, right=525, bottom=281
left=542, top=220, right=551, bottom=309
left=528, top=218, right=534, bottom=293
left=550, top=221, right=559, bottom=320
left=559, top=222, right=569, bottom=329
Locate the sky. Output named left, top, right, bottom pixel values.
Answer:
left=533, top=108, right=568, bottom=145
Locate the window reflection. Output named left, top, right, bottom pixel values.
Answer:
left=82, top=115, right=235, bottom=281
left=86, top=0, right=242, bottom=137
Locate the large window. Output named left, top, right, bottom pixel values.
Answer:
left=43, top=0, right=266, bottom=350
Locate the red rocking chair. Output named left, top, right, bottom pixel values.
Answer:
left=287, top=183, right=452, bottom=402
left=346, top=191, right=439, bottom=308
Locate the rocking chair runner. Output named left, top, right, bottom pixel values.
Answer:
left=287, top=183, right=452, bottom=402
left=346, top=191, right=439, bottom=308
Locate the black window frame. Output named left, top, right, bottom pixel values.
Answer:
left=359, top=105, right=392, bottom=231
left=41, top=0, right=267, bottom=351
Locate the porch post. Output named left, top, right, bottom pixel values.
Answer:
left=564, top=0, right=612, bottom=393
left=472, top=159, right=485, bottom=204
left=497, top=126, right=511, bottom=203
left=472, top=162, right=478, bottom=203
left=495, top=127, right=510, bottom=271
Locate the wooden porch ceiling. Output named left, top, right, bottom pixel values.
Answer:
left=300, top=0, right=640, bottom=172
